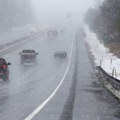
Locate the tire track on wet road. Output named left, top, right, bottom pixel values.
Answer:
left=59, top=34, right=78, bottom=120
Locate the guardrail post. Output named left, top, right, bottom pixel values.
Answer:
left=112, top=67, right=117, bottom=79
left=100, top=56, right=104, bottom=67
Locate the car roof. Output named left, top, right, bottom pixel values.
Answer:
left=0, top=58, right=7, bottom=64
left=22, top=50, right=36, bottom=53
left=55, top=51, right=66, bottom=53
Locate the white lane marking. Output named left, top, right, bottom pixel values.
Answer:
left=24, top=39, right=74, bottom=120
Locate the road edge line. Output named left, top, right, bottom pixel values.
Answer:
left=24, top=38, right=74, bottom=120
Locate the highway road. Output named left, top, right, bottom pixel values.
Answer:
left=0, top=29, right=119, bottom=120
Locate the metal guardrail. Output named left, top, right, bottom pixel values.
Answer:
left=96, top=66, right=120, bottom=90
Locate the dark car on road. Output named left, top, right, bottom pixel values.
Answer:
left=54, top=51, right=67, bottom=58
left=0, top=58, right=11, bottom=80
left=19, top=50, right=38, bottom=64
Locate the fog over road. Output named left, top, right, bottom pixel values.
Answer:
left=0, top=30, right=73, bottom=120
left=0, top=29, right=119, bottom=120
left=30, top=31, right=120, bottom=120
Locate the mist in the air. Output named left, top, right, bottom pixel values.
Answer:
left=31, top=0, right=96, bottom=27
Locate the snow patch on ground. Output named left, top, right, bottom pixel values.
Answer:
left=85, top=29, right=120, bottom=80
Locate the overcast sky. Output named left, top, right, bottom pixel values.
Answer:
left=31, top=0, right=96, bottom=26
left=32, top=0, right=95, bottom=14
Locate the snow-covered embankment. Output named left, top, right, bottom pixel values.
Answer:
left=85, top=28, right=120, bottom=99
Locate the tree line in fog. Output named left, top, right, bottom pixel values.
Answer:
left=85, top=0, right=120, bottom=44
left=0, top=0, right=34, bottom=30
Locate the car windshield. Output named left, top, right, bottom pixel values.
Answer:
left=0, top=0, right=120, bottom=120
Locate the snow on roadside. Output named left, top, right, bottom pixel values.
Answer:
left=85, top=30, right=120, bottom=80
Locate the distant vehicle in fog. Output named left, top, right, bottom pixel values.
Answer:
left=54, top=51, right=67, bottom=58
left=47, top=29, right=58, bottom=37
left=19, top=50, right=38, bottom=65
left=0, top=58, right=11, bottom=80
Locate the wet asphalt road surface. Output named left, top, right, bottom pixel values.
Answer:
left=0, top=31, right=73, bottom=120
left=32, top=32, right=120, bottom=120
left=0, top=30, right=120, bottom=120
left=72, top=33, right=120, bottom=120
